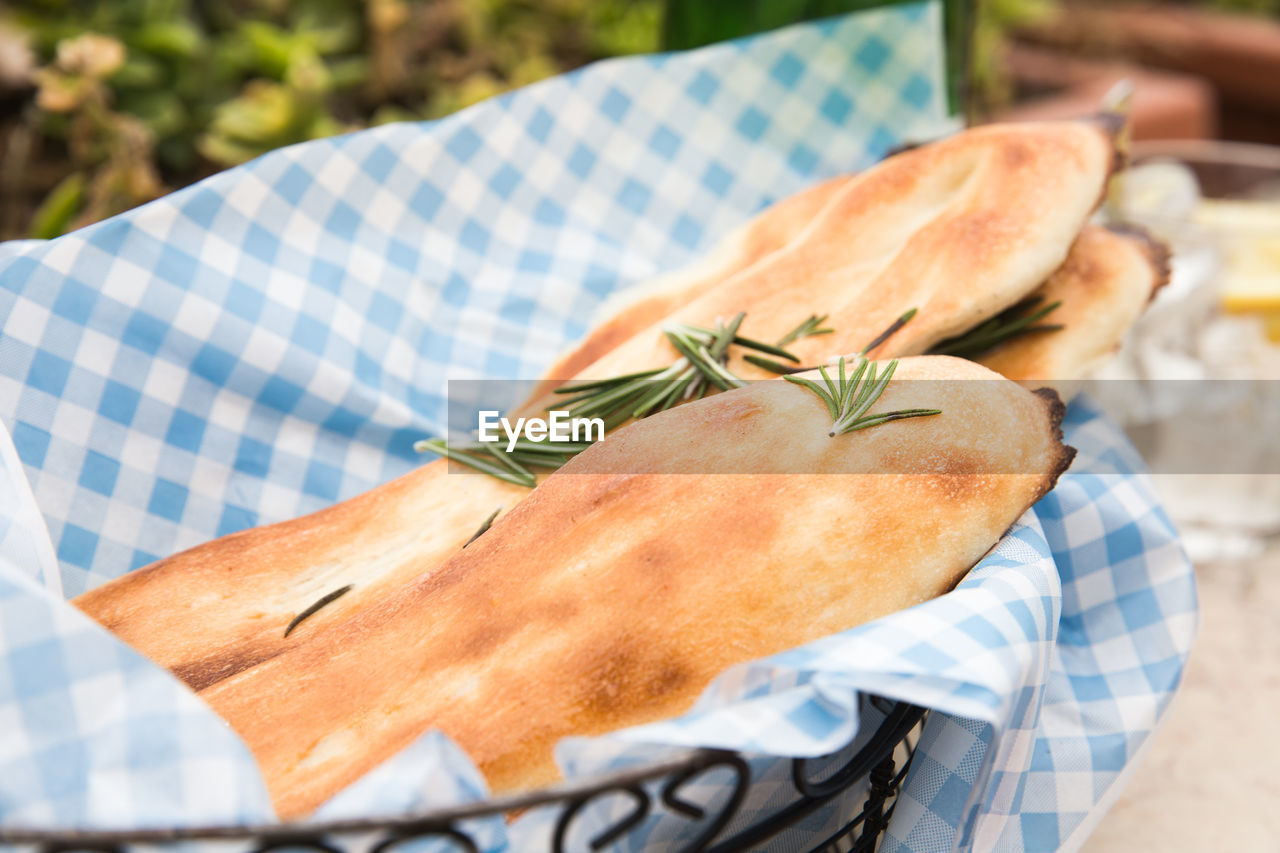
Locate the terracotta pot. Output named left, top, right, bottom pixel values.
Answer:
left=1013, top=3, right=1280, bottom=143
left=993, top=44, right=1218, bottom=141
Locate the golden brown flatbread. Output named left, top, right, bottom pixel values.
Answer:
left=534, top=119, right=1119, bottom=394
left=77, top=121, right=1119, bottom=691
left=74, top=450, right=528, bottom=690
left=71, top=121, right=1134, bottom=819
left=975, top=224, right=1170, bottom=393
left=195, top=355, right=1073, bottom=817
left=535, top=174, right=854, bottom=392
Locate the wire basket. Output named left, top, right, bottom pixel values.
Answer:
left=0, top=696, right=925, bottom=853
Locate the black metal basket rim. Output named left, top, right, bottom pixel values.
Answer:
left=0, top=701, right=928, bottom=846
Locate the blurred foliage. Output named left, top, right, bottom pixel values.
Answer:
left=1203, top=0, right=1280, bottom=11
left=972, top=0, right=1059, bottom=111
left=662, top=0, right=918, bottom=50
left=2, top=0, right=661, bottom=237
left=2, top=0, right=1277, bottom=238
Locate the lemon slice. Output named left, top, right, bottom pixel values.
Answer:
left=1196, top=200, right=1280, bottom=313
left=1264, top=311, right=1280, bottom=344
left=1221, top=279, right=1280, bottom=313
left=1194, top=199, right=1280, bottom=231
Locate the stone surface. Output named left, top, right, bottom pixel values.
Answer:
left=1086, top=546, right=1280, bottom=851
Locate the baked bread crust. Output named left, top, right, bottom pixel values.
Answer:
left=976, top=224, right=1171, bottom=394
left=197, top=356, right=1074, bottom=817
left=534, top=174, right=854, bottom=393
left=68, top=121, right=1150, bottom=819
left=74, top=447, right=529, bottom=690
left=535, top=120, right=1119, bottom=391
left=76, top=121, right=1120, bottom=690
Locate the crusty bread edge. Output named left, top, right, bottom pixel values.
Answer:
left=1104, top=221, right=1173, bottom=304
left=1031, top=385, right=1078, bottom=497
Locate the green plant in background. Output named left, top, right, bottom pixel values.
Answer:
left=3, top=0, right=662, bottom=239
left=28, top=32, right=164, bottom=238
left=1202, top=0, right=1280, bottom=11
left=21, top=1, right=214, bottom=175
left=9, top=0, right=376, bottom=236
left=971, top=0, right=1058, bottom=112
left=3, top=0, right=1277, bottom=240
left=423, top=0, right=660, bottom=119
left=197, top=10, right=359, bottom=165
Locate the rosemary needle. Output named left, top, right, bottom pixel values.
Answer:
left=929, top=297, right=1063, bottom=358
left=284, top=585, right=353, bottom=638
left=860, top=308, right=918, bottom=356
left=551, top=367, right=665, bottom=395
left=777, top=314, right=834, bottom=347
left=745, top=310, right=917, bottom=376
left=417, top=311, right=870, bottom=486
left=681, top=328, right=797, bottom=361
left=465, top=507, right=501, bottom=548
left=785, top=356, right=941, bottom=437
left=415, top=438, right=537, bottom=488
left=743, top=354, right=810, bottom=374
left=731, top=335, right=801, bottom=361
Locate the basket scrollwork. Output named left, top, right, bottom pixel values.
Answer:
left=3, top=696, right=926, bottom=853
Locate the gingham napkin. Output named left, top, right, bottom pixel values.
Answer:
left=0, top=3, right=1195, bottom=849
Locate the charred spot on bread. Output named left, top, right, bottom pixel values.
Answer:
left=1031, top=386, right=1077, bottom=492
left=1105, top=222, right=1173, bottom=303
left=173, top=646, right=282, bottom=692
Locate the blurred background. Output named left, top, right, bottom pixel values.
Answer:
left=1, top=0, right=1278, bottom=241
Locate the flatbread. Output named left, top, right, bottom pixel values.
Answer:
left=74, top=449, right=528, bottom=690
left=75, top=120, right=1120, bottom=695
left=532, top=119, right=1119, bottom=395
left=195, top=355, right=1074, bottom=817
left=535, top=174, right=853, bottom=392
left=975, top=224, right=1170, bottom=394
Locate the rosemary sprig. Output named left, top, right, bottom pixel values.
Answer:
left=415, top=436, right=596, bottom=487
left=284, top=585, right=353, bottom=638
left=422, top=313, right=787, bottom=485
left=421, top=309, right=946, bottom=485
left=743, top=354, right=809, bottom=374
left=860, top=308, right=917, bottom=356
left=777, top=314, right=834, bottom=347
left=556, top=313, right=770, bottom=427
left=747, top=308, right=919, bottom=375
left=784, top=356, right=941, bottom=437
left=742, top=314, right=834, bottom=374
left=465, top=507, right=501, bottom=548
left=929, top=296, right=1063, bottom=358
left=415, top=437, right=538, bottom=488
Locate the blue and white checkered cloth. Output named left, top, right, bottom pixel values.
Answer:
left=0, top=3, right=1195, bottom=849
